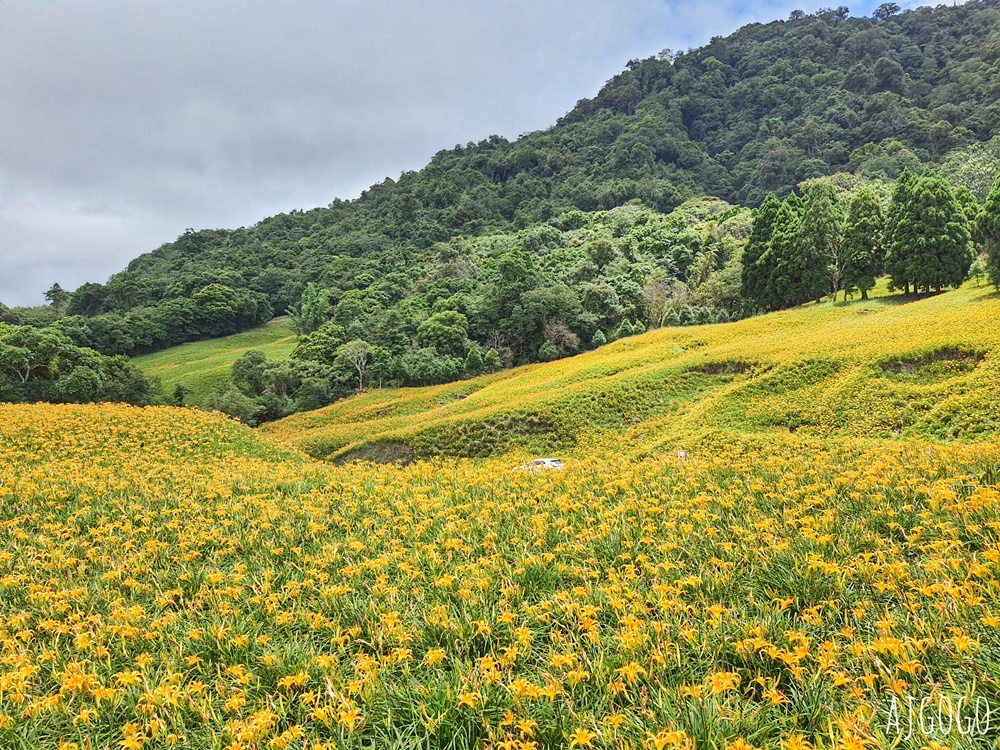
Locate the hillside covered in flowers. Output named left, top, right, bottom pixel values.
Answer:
left=3, top=281, right=1000, bottom=749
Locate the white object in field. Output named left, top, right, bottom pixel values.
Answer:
left=678, top=449, right=687, bottom=461
left=517, top=457, right=565, bottom=470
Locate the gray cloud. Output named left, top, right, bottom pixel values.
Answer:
left=1, top=0, right=891, bottom=306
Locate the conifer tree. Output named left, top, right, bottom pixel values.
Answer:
left=842, top=188, right=885, bottom=300
left=660, top=308, right=680, bottom=327
left=799, top=182, right=845, bottom=301
left=885, top=170, right=918, bottom=294
left=483, top=348, right=502, bottom=373
left=760, top=193, right=804, bottom=309
left=980, top=173, right=1000, bottom=287
left=906, top=171, right=973, bottom=292
left=741, top=193, right=781, bottom=308
left=954, top=185, right=981, bottom=227
left=464, top=346, right=484, bottom=375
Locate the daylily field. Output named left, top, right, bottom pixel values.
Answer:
left=4, top=286, right=1000, bottom=749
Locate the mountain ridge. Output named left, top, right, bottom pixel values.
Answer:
left=30, top=0, right=1000, bottom=326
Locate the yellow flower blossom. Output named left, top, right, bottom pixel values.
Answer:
left=568, top=727, right=599, bottom=748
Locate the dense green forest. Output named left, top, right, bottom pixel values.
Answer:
left=4, top=0, right=1000, bottom=417
left=0, top=323, right=157, bottom=406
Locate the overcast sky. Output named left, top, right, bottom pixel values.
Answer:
left=1, top=0, right=914, bottom=307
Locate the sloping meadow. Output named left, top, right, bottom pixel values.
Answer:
left=133, top=318, right=298, bottom=408
left=262, top=285, right=1000, bottom=463
left=3, top=402, right=1000, bottom=748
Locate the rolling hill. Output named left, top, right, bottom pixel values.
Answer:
left=133, top=316, right=296, bottom=405
left=260, top=281, right=1000, bottom=462
left=4, top=285, right=1000, bottom=746
left=6, top=3, right=1000, bottom=746
left=14, top=0, right=1000, bottom=373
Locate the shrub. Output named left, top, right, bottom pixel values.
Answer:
left=661, top=308, right=681, bottom=327
left=538, top=341, right=560, bottom=361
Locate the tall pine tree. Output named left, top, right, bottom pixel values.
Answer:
left=954, top=185, right=981, bottom=227
left=741, top=193, right=781, bottom=309
left=841, top=188, right=885, bottom=300
left=906, top=171, right=973, bottom=293
left=981, top=173, right=1000, bottom=288
left=760, top=194, right=804, bottom=310
left=799, top=182, right=845, bottom=302
left=885, top=170, right=918, bottom=294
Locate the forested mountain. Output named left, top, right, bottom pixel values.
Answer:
left=4, top=0, right=1000, bottom=416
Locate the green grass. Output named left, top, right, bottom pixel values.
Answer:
left=133, top=317, right=296, bottom=405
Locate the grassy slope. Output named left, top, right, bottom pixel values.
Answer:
left=133, top=317, right=296, bottom=405
left=8, top=288, right=1000, bottom=748
left=261, top=282, right=1000, bottom=462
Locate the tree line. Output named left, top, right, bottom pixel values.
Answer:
left=3, top=166, right=998, bottom=421
left=204, top=168, right=999, bottom=426
left=741, top=169, right=996, bottom=310
left=0, top=324, right=157, bottom=406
